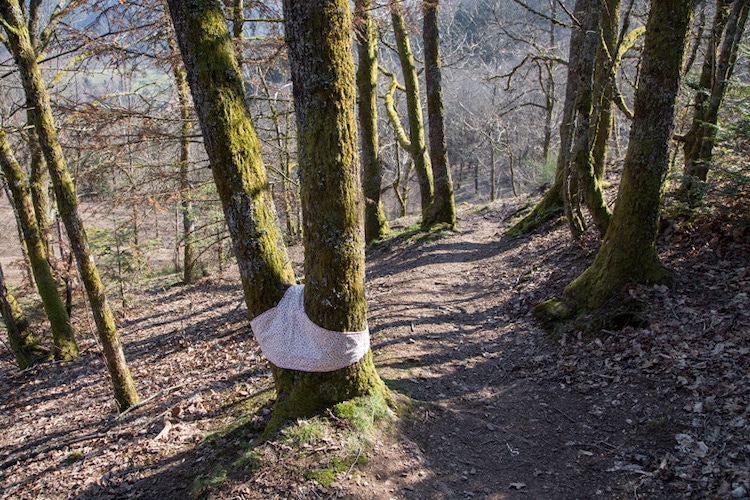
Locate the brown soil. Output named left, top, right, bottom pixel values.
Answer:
left=1, top=200, right=748, bottom=499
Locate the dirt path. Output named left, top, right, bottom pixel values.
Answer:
left=1, top=201, right=748, bottom=499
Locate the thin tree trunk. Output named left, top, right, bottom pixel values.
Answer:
left=0, top=0, right=139, bottom=411
left=0, top=128, right=78, bottom=359
left=167, top=33, right=198, bottom=285
left=166, top=0, right=296, bottom=319
left=390, top=0, right=434, bottom=222
left=422, top=0, right=456, bottom=229
left=275, top=0, right=388, bottom=428
left=26, top=121, right=52, bottom=256
left=4, top=182, right=34, bottom=285
left=591, top=0, right=621, bottom=181
left=0, top=259, right=50, bottom=369
left=567, top=0, right=611, bottom=237
left=356, top=0, right=390, bottom=243
left=679, top=0, right=749, bottom=203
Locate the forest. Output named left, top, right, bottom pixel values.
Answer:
left=0, top=0, right=748, bottom=498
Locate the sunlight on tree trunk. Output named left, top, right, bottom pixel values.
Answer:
left=166, top=33, right=198, bottom=285
left=166, top=0, right=295, bottom=319
left=390, top=0, right=435, bottom=222
left=0, top=0, right=139, bottom=411
left=0, top=128, right=77, bottom=359
left=273, top=0, right=388, bottom=430
left=422, top=0, right=457, bottom=230
left=0, top=262, right=50, bottom=370
left=678, top=0, right=749, bottom=205
left=536, top=0, right=693, bottom=316
left=355, top=0, right=390, bottom=243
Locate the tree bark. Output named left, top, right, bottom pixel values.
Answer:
left=591, top=0, right=621, bottom=181
left=0, top=262, right=50, bottom=369
left=355, top=0, right=390, bottom=243
left=166, top=0, right=295, bottom=319
left=0, top=0, right=139, bottom=411
left=422, top=0, right=456, bottom=230
left=167, top=34, right=198, bottom=285
left=679, top=0, right=749, bottom=203
left=0, top=127, right=77, bottom=359
left=26, top=123, right=52, bottom=257
left=276, top=0, right=388, bottom=428
left=548, top=0, right=694, bottom=313
left=566, top=0, right=611, bottom=238
left=390, top=0, right=435, bottom=222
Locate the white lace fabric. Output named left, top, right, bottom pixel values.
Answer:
left=250, top=285, right=370, bottom=372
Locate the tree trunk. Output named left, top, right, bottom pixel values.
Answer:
left=0, top=0, right=139, bottom=411
left=679, top=0, right=749, bottom=203
left=566, top=0, right=611, bottom=238
left=355, top=0, right=390, bottom=243
left=166, top=0, right=296, bottom=319
left=0, top=128, right=78, bottom=359
left=276, top=0, right=387, bottom=427
left=422, top=0, right=456, bottom=230
left=0, top=262, right=50, bottom=369
left=167, top=34, right=198, bottom=285
left=552, top=0, right=693, bottom=312
left=26, top=121, right=52, bottom=257
left=591, top=0, right=621, bottom=181
left=390, top=0, right=435, bottom=222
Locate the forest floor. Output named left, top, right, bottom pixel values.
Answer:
left=1, top=195, right=749, bottom=499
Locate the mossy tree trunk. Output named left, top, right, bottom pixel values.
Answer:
left=422, top=0, right=456, bottom=230
left=554, top=0, right=694, bottom=312
left=355, top=0, right=390, bottom=244
left=0, top=261, right=50, bottom=369
left=591, top=0, right=620, bottom=182
left=565, top=0, right=611, bottom=238
left=0, top=128, right=77, bottom=359
left=276, top=0, right=388, bottom=428
left=390, top=0, right=435, bottom=223
left=0, top=0, right=139, bottom=411
left=678, top=0, right=749, bottom=204
left=166, top=0, right=296, bottom=319
left=26, top=124, right=52, bottom=257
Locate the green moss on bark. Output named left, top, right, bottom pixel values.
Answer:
left=0, top=0, right=138, bottom=409
left=167, top=0, right=295, bottom=317
left=356, top=0, right=390, bottom=244
left=0, top=128, right=77, bottom=360
left=390, top=0, right=434, bottom=222
left=551, top=0, right=692, bottom=313
left=266, top=351, right=389, bottom=435
left=0, top=264, right=51, bottom=370
left=422, top=0, right=456, bottom=231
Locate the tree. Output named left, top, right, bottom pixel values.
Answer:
left=535, top=0, right=694, bottom=317
left=355, top=0, right=390, bottom=243
left=564, top=0, right=611, bottom=238
left=166, top=31, right=199, bottom=285
left=678, top=0, right=749, bottom=204
left=0, top=261, right=50, bottom=369
left=422, top=0, right=457, bottom=229
left=277, top=0, right=388, bottom=425
left=165, top=0, right=295, bottom=321
left=0, top=127, right=78, bottom=359
left=0, top=0, right=139, bottom=411
left=389, top=0, right=435, bottom=225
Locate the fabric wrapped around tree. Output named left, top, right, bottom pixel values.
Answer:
left=250, top=285, right=370, bottom=372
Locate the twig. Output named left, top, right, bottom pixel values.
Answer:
left=345, top=447, right=363, bottom=478
left=117, top=383, right=186, bottom=420
left=552, top=406, right=576, bottom=423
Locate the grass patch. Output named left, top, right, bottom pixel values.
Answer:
left=190, top=464, right=227, bottom=497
